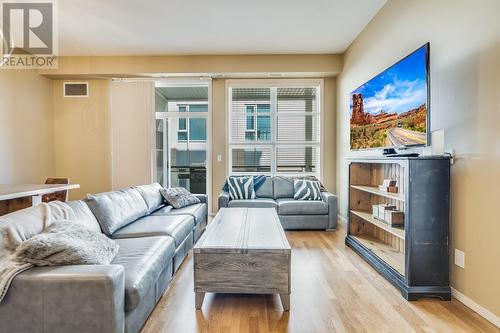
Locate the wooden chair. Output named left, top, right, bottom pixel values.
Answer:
left=41, top=178, right=70, bottom=203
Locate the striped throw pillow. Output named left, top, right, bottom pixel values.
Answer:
left=227, top=176, right=256, bottom=200
left=293, top=179, right=322, bottom=201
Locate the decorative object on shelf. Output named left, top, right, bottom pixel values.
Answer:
left=384, top=210, right=404, bottom=227
left=387, top=186, right=399, bottom=193
left=377, top=204, right=397, bottom=220
left=378, top=179, right=399, bottom=193
left=381, top=179, right=396, bottom=188
left=372, top=204, right=404, bottom=227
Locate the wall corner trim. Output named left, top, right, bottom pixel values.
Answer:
left=451, top=287, right=500, bottom=328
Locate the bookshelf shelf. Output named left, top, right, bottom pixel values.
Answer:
left=350, top=210, right=405, bottom=240
left=350, top=185, right=405, bottom=202
left=353, top=234, right=404, bottom=274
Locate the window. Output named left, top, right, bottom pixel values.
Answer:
left=244, top=104, right=271, bottom=140
left=177, top=104, right=208, bottom=142
left=228, top=81, right=321, bottom=176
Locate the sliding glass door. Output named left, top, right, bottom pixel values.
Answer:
left=155, top=81, right=210, bottom=195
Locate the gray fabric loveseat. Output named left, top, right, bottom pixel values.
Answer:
left=0, top=183, right=207, bottom=333
left=218, top=176, right=337, bottom=230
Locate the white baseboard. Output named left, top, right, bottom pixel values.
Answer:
left=337, top=214, right=347, bottom=224
left=451, top=287, right=500, bottom=328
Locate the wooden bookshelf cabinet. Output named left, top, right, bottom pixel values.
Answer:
left=345, top=156, right=451, bottom=300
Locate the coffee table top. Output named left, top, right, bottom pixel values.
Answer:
left=194, top=208, right=290, bottom=253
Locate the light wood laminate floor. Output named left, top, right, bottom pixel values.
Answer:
left=142, top=222, right=497, bottom=333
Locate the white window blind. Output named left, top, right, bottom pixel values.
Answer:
left=228, top=82, right=321, bottom=177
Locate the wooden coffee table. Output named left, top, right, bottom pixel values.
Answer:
left=193, top=207, right=291, bottom=310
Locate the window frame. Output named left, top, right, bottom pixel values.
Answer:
left=226, top=79, right=324, bottom=179
left=243, top=103, right=272, bottom=141
left=175, top=103, right=208, bottom=143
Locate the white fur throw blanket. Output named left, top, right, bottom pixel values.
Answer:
left=0, top=202, right=118, bottom=303
left=15, top=220, right=118, bottom=266
left=0, top=252, right=32, bottom=303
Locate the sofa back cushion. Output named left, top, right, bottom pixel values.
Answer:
left=273, top=177, right=295, bottom=199
left=255, top=176, right=273, bottom=198
left=134, top=183, right=164, bottom=213
left=86, top=188, right=148, bottom=236
left=67, top=200, right=102, bottom=233
left=0, top=201, right=76, bottom=252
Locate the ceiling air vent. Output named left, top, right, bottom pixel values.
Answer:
left=63, top=82, right=88, bottom=97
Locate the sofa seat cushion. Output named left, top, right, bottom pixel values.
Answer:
left=153, top=203, right=206, bottom=226
left=277, top=198, right=328, bottom=215
left=112, top=236, right=175, bottom=312
left=86, top=188, right=149, bottom=236
left=111, top=215, right=195, bottom=247
left=151, top=205, right=173, bottom=215
left=228, top=198, right=277, bottom=209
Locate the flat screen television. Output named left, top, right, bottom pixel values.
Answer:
left=350, top=43, right=430, bottom=150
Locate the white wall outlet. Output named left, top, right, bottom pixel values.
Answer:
left=455, top=249, right=465, bottom=268
left=217, top=154, right=222, bottom=162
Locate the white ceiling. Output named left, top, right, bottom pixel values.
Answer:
left=58, top=0, right=386, bottom=56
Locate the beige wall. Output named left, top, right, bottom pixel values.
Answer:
left=110, top=81, right=155, bottom=190
left=53, top=80, right=112, bottom=199
left=210, top=78, right=227, bottom=213
left=336, top=0, right=500, bottom=317
left=0, top=71, right=54, bottom=183
left=323, top=78, right=336, bottom=192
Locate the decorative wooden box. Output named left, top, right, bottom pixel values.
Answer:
left=384, top=210, right=404, bottom=227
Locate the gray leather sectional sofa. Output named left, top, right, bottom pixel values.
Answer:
left=0, top=183, right=207, bottom=333
left=218, top=176, right=338, bottom=230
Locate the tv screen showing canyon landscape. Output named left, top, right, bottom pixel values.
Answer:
left=350, top=44, right=429, bottom=150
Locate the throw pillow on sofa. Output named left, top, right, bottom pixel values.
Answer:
left=222, top=175, right=266, bottom=193
left=227, top=176, right=256, bottom=200
left=293, top=179, right=322, bottom=201
left=277, top=175, right=327, bottom=192
left=160, top=187, right=201, bottom=209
